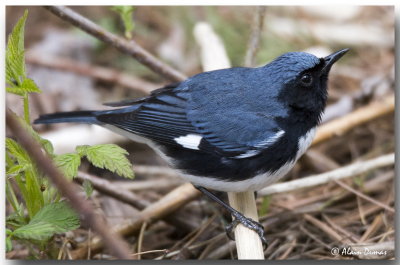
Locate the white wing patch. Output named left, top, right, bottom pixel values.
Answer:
left=174, top=134, right=203, bottom=150
left=235, top=129, right=285, bottom=159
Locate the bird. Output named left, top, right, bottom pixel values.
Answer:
left=34, top=48, right=349, bottom=244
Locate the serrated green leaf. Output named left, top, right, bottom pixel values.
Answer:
left=79, top=144, right=134, bottom=179
left=54, top=153, right=81, bottom=180
left=6, top=137, right=31, bottom=167
left=6, top=86, right=24, bottom=96
left=18, top=78, right=42, bottom=93
left=82, top=179, right=94, bottom=198
left=6, top=212, right=27, bottom=228
left=6, top=164, right=26, bottom=175
left=76, top=145, right=89, bottom=157
left=12, top=222, right=57, bottom=241
left=11, top=201, right=80, bottom=241
left=6, top=10, right=28, bottom=88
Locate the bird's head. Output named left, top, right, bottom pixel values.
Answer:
left=265, top=48, right=349, bottom=119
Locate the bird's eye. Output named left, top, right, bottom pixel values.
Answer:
left=300, top=73, right=313, bottom=86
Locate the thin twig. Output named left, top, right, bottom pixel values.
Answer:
left=131, top=249, right=168, bottom=258
left=312, top=95, right=394, bottom=145
left=26, top=52, right=161, bottom=94
left=130, top=164, right=179, bottom=179
left=113, top=178, right=182, bottom=191
left=206, top=241, right=236, bottom=259
left=75, top=171, right=197, bottom=233
left=334, top=180, right=394, bottom=213
left=44, top=6, right=187, bottom=82
left=303, top=214, right=345, bottom=243
left=70, top=183, right=200, bottom=259
left=76, top=171, right=148, bottom=209
left=322, top=214, right=360, bottom=243
left=6, top=109, right=132, bottom=260
left=244, top=6, right=266, bottom=67
left=137, top=221, right=148, bottom=260
left=258, top=153, right=394, bottom=196
left=358, top=214, right=383, bottom=242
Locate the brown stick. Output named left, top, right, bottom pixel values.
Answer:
left=70, top=183, right=200, bottom=259
left=76, top=171, right=148, bottom=209
left=44, top=6, right=187, bottom=82
left=312, top=95, right=394, bottom=146
left=303, top=214, right=345, bottom=243
left=75, top=171, right=196, bottom=233
left=333, top=179, right=394, bottom=213
left=244, top=6, right=267, bottom=67
left=6, top=109, right=132, bottom=260
left=259, top=153, right=394, bottom=196
left=26, top=52, right=161, bottom=94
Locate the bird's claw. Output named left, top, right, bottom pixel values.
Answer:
left=224, top=214, right=268, bottom=247
left=225, top=219, right=239, bottom=241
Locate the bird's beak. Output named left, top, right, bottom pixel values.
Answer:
left=321, top=48, right=350, bottom=74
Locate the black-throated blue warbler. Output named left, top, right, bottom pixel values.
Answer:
left=34, top=48, right=349, bottom=244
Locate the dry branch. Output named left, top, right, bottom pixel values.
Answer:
left=76, top=171, right=148, bottom=209
left=113, top=178, right=182, bottom=191
left=312, top=95, right=394, bottom=145
left=244, top=6, right=267, bottom=67
left=130, top=164, right=180, bottom=179
left=6, top=109, right=132, bottom=260
left=303, top=214, right=345, bottom=243
left=334, top=180, right=394, bottom=213
left=76, top=171, right=196, bottom=232
left=26, top=52, right=161, bottom=94
left=44, top=6, right=186, bottom=82
left=70, top=183, right=200, bottom=259
left=258, top=153, right=394, bottom=196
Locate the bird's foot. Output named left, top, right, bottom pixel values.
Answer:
left=225, top=212, right=268, bottom=246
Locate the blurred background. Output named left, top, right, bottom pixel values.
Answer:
left=6, top=6, right=395, bottom=260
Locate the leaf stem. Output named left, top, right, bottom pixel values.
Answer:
left=23, top=93, right=30, bottom=124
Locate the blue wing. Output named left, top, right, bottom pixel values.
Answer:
left=97, top=88, right=197, bottom=147
left=98, top=67, right=286, bottom=159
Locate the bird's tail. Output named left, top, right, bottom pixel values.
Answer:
left=34, top=110, right=99, bottom=125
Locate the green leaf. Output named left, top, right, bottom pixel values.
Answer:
left=11, top=201, right=80, bottom=241
left=6, top=137, right=31, bottom=167
left=6, top=164, right=26, bottom=175
left=40, top=138, right=54, bottom=156
left=54, top=153, right=81, bottom=180
left=7, top=78, right=41, bottom=95
left=82, top=179, right=94, bottom=198
left=6, top=211, right=27, bottom=228
left=111, top=6, right=135, bottom=39
left=77, top=144, right=134, bottom=179
left=6, top=137, right=44, bottom=218
left=6, top=235, right=13, bottom=252
left=6, top=10, right=28, bottom=88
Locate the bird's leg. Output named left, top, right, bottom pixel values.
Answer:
left=194, top=185, right=267, bottom=245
